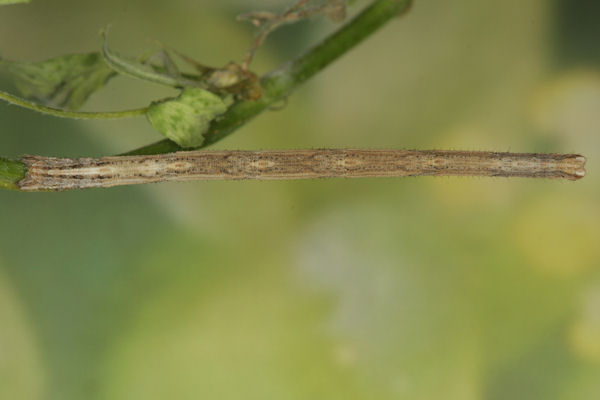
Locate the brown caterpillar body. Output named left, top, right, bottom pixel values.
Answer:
left=18, top=149, right=586, bottom=191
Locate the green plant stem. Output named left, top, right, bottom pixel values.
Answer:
left=0, top=157, right=26, bottom=190
left=124, top=0, right=413, bottom=155
left=0, top=89, right=147, bottom=119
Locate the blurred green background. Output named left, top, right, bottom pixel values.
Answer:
left=1, top=1, right=599, bottom=399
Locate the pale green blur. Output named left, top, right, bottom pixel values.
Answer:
left=0, top=1, right=599, bottom=399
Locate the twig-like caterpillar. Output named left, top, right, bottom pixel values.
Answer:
left=18, top=149, right=586, bottom=191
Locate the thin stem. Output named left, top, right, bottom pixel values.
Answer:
left=239, top=0, right=330, bottom=70
left=17, top=150, right=587, bottom=191
left=124, top=0, right=413, bottom=156
left=0, top=90, right=147, bottom=120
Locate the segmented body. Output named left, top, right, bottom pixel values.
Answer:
left=18, top=149, right=586, bottom=191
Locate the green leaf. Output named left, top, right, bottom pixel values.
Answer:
left=101, top=29, right=198, bottom=88
left=0, top=52, right=116, bottom=110
left=146, top=88, right=233, bottom=148
left=0, top=0, right=31, bottom=5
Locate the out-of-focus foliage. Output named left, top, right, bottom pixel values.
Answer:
left=0, top=1, right=598, bottom=399
left=0, top=0, right=30, bottom=5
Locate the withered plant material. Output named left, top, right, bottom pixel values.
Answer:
left=238, top=0, right=348, bottom=69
